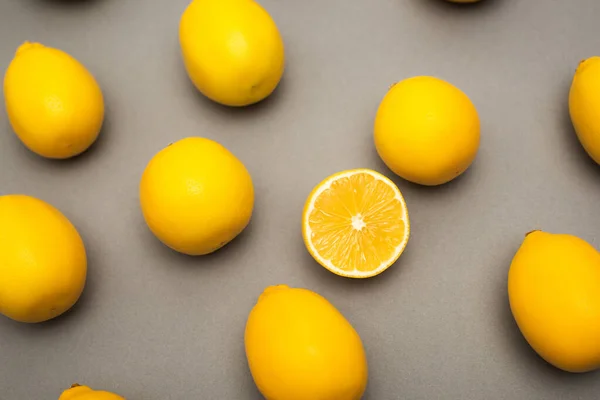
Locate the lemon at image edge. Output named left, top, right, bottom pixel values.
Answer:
left=374, top=76, right=480, bottom=186
left=58, top=384, right=124, bottom=400
left=140, top=137, right=254, bottom=256
left=508, top=230, right=600, bottom=373
left=179, top=0, right=285, bottom=107
left=3, top=42, right=104, bottom=159
left=245, top=285, right=368, bottom=400
left=0, top=195, right=87, bottom=323
left=302, top=168, right=410, bottom=279
left=569, top=56, right=600, bottom=165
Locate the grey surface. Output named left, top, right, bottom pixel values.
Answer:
left=1, top=0, right=600, bottom=398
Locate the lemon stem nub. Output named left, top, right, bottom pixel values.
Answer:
left=15, top=41, right=43, bottom=56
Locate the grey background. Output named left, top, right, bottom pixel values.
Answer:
left=0, top=0, right=600, bottom=398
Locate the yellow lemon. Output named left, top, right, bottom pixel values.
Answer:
left=0, top=195, right=87, bottom=323
left=140, top=137, right=254, bottom=255
left=374, top=76, right=480, bottom=186
left=245, top=285, right=368, bottom=400
left=58, top=384, right=124, bottom=400
left=3, top=42, right=104, bottom=159
left=302, top=168, right=410, bottom=279
left=569, top=56, right=600, bottom=165
left=179, top=0, right=285, bottom=106
left=508, top=230, right=600, bottom=373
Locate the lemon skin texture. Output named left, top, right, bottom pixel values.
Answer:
left=140, top=137, right=254, bottom=256
left=58, top=384, right=125, bottom=400
left=0, top=195, right=87, bottom=323
left=569, top=56, right=600, bottom=165
left=374, top=76, right=480, bottom=186
left=3, top=42, right=104, bottom=159
left=179, top=0, right=285, bottom=107
left=245, top=285, right=368, bottom=400
left=508, top=231, right=600, bottom=373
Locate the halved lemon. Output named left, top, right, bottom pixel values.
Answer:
left=302, top=169, right=410, bottom=278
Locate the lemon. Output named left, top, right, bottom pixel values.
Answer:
left=245, top=285, right=368, bottom=400
left=0, top=195, right=87, bottom=323
left=302, top=168, right=410, bottom=278
left=508, top=230, right=600, bottom=373
left=569, top=56, right=600, bottom=165
left=3, top=42, right=104, bottom=159
left=58, top=384, right=124, bottom=400
left=140, top=137, right=254, bottom=255
left=374, top=76, right=480, bottom=186
left=179, top=0, right=285, bottom=107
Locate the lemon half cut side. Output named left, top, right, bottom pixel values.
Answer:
left=302, top=169, right=410, bottom=279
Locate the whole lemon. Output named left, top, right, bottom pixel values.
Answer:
left=140, top=137, right=254, bottom=255
left=508, top=230, right=600, bottom=373
left=245, top=285, right=368, bottom=400
left=179, top=0, right=285, bottom=107
left=3, top=42, right=104, bottom=159
left=0, top=195, right=87, bottom=323
left=569, top=56, right=600, bottom=165
left=374, top=76, right=480, bottom=186
left=59, top=384, right=124, bottom=400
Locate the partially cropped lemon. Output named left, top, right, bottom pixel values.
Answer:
left=140, top=137, right=254, bottom=255
left=179, top=0, right=285, bottom=106
left=374, top=76, right=480, bottom=186
left=0, top=195, right=87, bottom=323
left=3, top=42, right=104, bottom=159
left=58, top=384, right=124, bottom=400
left=302, top=169, right=410, bottom=279
left=569, top=56, right=600, bottom=165
left=509, top=231, right=600, bottom=372
left=245, top=285, right=368, bottom=400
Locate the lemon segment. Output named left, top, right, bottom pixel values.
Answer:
left=302, top=169, right=410, bottom=278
